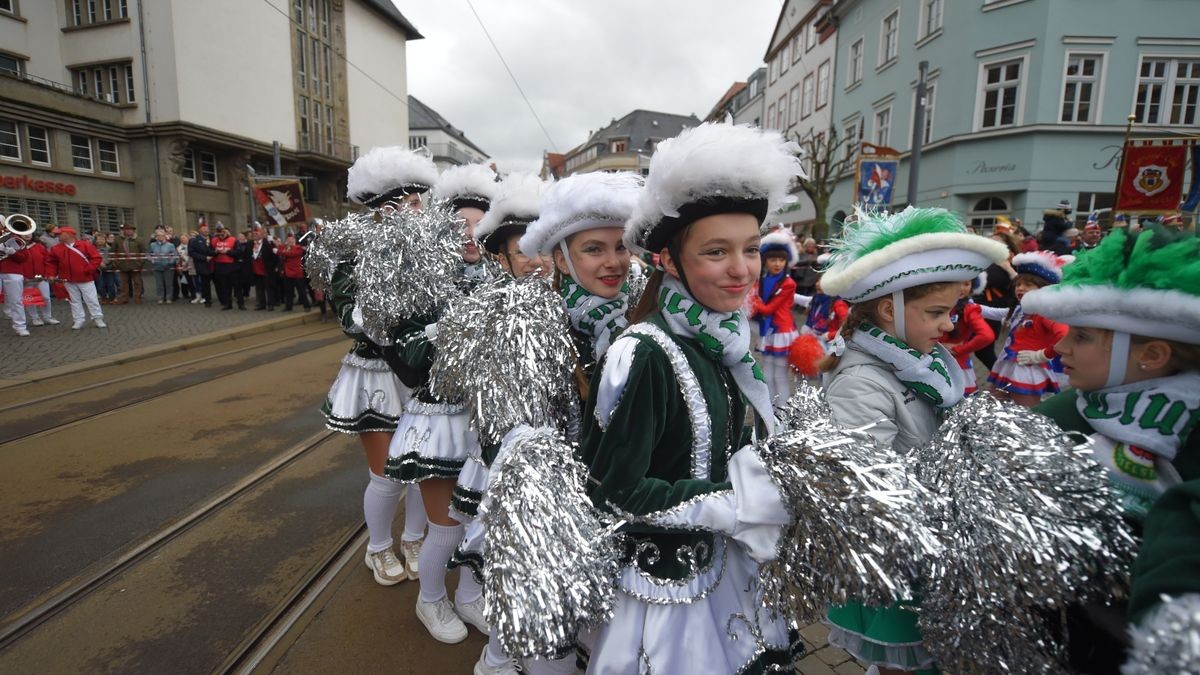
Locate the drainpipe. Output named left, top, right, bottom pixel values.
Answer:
left=135, top=0, right=163, bottom=226
left=907, top=60, right=929, bottom=207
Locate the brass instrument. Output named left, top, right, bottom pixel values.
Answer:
left=0, top=213, right=36, bottom=261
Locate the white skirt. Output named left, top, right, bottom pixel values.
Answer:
left=758, top=330, right=798, bottom=357
left=322, top=353, right=410, bottom=434
left=987, top=356, right=1059, bottom=397
left=577, top=536, right=800, bottom=674
left=383, top=399, right=480, bottom=483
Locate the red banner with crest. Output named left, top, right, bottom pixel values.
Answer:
left=1114, top=141, right=1189, bottom=214
left=252, top=179, right=309, bottom=226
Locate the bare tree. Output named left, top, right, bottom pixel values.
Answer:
left=794, top=127, right=859, bottom=241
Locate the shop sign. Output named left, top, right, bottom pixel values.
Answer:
left=0, top=173, right=78, bottom=196
left=966, top=160, right=1017, bottom=175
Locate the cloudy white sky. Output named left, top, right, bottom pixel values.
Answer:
left=394, top=1, right=783, bottom=173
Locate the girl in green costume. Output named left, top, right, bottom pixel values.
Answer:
left=818, top=208, right=1009, bottom=674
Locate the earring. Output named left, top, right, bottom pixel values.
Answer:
left=1139, top=364, right=1148, bottom=370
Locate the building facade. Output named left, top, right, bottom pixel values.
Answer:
left=0, top=0, right=419, bottom=237
left=732, top=68, right=768, bottom=128
left=556, top=109, right=700, bottom=177
left=408, top=96, right=489, bottom=171
left=827, top=0, right=1200, bottom=232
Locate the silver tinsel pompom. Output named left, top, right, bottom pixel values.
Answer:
left=482, top=426, right=622, bottom=659
left=625, top=262, right=649, bottom=309
left=353, top=202, right=465, bottom=343
left=304, top=211, right=372, bottom=291
left=1123, top=594, right=1200, bottom=675
left=914, top=394, right=1137, bottom=674
left=428, top=274, right=579, bottom=446
left=756, top=383, right=941, bottom=624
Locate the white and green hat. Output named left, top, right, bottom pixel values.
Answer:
left=475, top=172, right=550, bottom=255
left=821, top=207, right=1008, bottom=303
left=519, top=171, right=641, bottom=260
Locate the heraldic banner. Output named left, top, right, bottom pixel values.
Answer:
left=252, top=179, right=309, bottom=226
left=856, top=157, right=899, bottom=208
left=1114, top=140, right=1189, bottom=213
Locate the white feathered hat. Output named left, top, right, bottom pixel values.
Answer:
left=433, top=163, right=498, bottom=212
left=625, top=122, right=806, bottom=255
left=759, top=228, right=800, bottom=266
left=519, top=171, right=642, bottom=259
left=347, top=146, right=438, bottom=207
left=1011, top=251, right=1071, bottom=284
left=475, top=173, right=549, bottom=255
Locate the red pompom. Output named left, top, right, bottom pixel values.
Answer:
left=788, top=332, right=826, bottom=377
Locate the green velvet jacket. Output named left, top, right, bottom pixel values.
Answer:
left=580, top=313, right=753, bottom=581
left=329, top=261, right=385, bottom=360
left=1128, top=478, right=1200, bottom=623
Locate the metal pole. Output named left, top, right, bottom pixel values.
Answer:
left=1111, top=114, right=1136, bottom=219
left=273, top=141, right=282, bottom=176
left=907, top=60, right=929, bottom=206
left=135, top=0, right=163, bottom=228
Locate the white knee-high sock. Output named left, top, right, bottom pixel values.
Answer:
left=401, top=484, right=427, bottom=542
left=484, top=632, right=510, bottom=668
left=455, top=567, right=483, bottom=605
left=770, top=357, right=792, bottom=404
left=364, top=471, right=404, bottom=553
left=418, top=521, right=463, bottom=603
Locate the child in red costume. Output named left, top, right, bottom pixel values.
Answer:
left=751, top=229, right=799, bottom=404
left=939, top=273, right=995, bottom=395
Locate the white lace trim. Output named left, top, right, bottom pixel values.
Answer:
left=340, top=352, right=391, bottom=371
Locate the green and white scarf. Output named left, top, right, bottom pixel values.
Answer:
left=1076, top=372, right=1200, bottom=520
left=658, top=276, right=775, bottom=433
left=560, top=275, right=628, bottom=360
left=849, top=322, right=967, bottom=409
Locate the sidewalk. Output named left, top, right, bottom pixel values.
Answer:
left=0, top=294, right=329, bottom=379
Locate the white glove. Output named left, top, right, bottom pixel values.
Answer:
left=349, top=305, right=365, bottom=334
left=1016, top=349, right=1050, bottom=365
left=424, top=322, right=439, bottom=340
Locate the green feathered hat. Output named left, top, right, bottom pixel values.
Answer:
left=821, top=206, right=1009, bottom=302
left=1022, top=227, right=1200, bottom=344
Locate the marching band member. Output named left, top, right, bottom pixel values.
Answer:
left=45, top=226, right=106, bottom=330
left=19, top=235, right=58, bottom=327
left=1, top=231, right=31, bottom=336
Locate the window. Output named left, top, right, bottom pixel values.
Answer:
left=817, top=60, right=831, bottom=109
left=610, top=139, right=626, bottom=153
left=778, top=94, right=788, bottom=129
left=780, top=42, right=789, bottom=74
left=979, top=58, right=1023, bottom=129
left=296, top=30, right=306, bottom=90
left=324, top=46, right=332, bottom=99
left=880, top=10, right=899, bottom=65
left=0, top=120, right=19, bottom=161
left=310, top=37, right=319, bottom=93
left=1135, top=56, right=1200, bottom=126
left=769, top=55, right=777, bottom=84
left=806, top=21, right=817, bottom=52
left=70, top=135, right=92, bottom=171
left=118, top=0, right=126, bottom=18
left=920, top=0, right=943, bottom=39
left=109, top=66, right=120, bottom=102
left=767, top=103, right=776, bottom=130
left=102, top=0, right=112, bottom=20
left=1061, top=53, right=1103, bottom=123
left=849, top=38, right=864, bottom=86
left=181, top=149, right=196, bottom=181
left=874, top=107, right=892, bottom=147
left=969, top=196, right=1009, bottom=231
left=791, top=35, right=801, bottom=64
left=409, top=135, right=427, bottom=150
left=199, top=151, right=217, bottom=184
left=27, top=126, right=50, bottom=165
left=87, top=0, right=96, bottom=23
left=0, top=53, right=21, bottom=77
left=70, top=0, right=81, bottom=25
left=308, top=0, right=317, bottom=31
left=68, top=61, right=135, bottom=104
left=98, top=139, right=119, bottom=174
left=843, top=119, right=862, bottom=161
left=294, top=0, right=303, bottom=22
left=789, top=85, right=800, bottom=126
left=76, top=71, right=87, bottom=95
left=802, top=73, right=815, bottom=118
left=919, top=83, right=936, bottom=144
left=125, top=64, right=135, bottom=102
left=299, top=96, right=309, bottom=141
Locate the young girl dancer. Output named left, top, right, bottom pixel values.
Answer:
left=324, top=146, right=436, bottom=586
left=578, top=121, right=805, bottom=673
left=984, top=251, right=1070, bottom=407
left=818, top=207, right=1008, bottom=674
left=938, top=274, right=995, bottom=395
left=751, top=229, right=799, bottom=404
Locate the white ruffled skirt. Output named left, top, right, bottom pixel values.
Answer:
left=383, top=399, right=480, bottom=483
left=321, top=354, right=410, bottom=434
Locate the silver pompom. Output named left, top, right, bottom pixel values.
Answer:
left=756, top=383, right=940, bottom=624
left=915, top=394, right=1137, bottom=674
left=353, top=203, right=465, bottom=343
left=428, top=275, right=579, bottom=446
left=305, top=211, right=371, bottom=292
left=482, top=426, right=622, bottom=659
left=1123, top=594, right=1200, bottom=675
left=625, top=261, right=649, bottom=309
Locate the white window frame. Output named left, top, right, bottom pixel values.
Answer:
left=848, top=37, right=864, bottom=87
left=788, top=85, right=800, bottom=126
left=919, top=0, right=943, bottom=40
left=1132, top=53, right=1200, bottom=126
left=766, top=103, right=776, bottom=130
left=874, top=106, right=892, bottom=147
left=843, top=117, right=862, bottom=162
left=70, top=134, right=93, bottom=172
left=878, top=8, right=900, bottom=68
left=0, top=120, right=20, bottom=162
left=780, top=41, right=790, bottom=75
left=777, top=94, right=788, bottom=129
left=791, top=34, right=802, bottom=64
left=817, top=60, right=831, bottom=109
left=70, top=0, right=81, bottom=25
left=1059, top=51, right=1106, bottom=124
left=27, top=125, right=50, bottom=166
left=806, top=21, right=817, bottom=52
left=97, top=139, right=120, bottom=174
left=124, top=64, right=135, bottom=102
left=911, top=80, right=937, bottom=146
left=769, top=55, right=777, bottom=84
left=974, top=53, right=1029, bottom=131
left=802, top=73, right=815, bottom=118
left=181, top=149, right=196, bottom=182
left=199, top=151, right=218, bottom=185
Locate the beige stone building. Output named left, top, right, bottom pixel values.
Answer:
left=0, top=0, right=419, bottom=237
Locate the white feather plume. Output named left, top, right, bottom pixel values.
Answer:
left=1012, top=251, right=1067, bottom=283
left=760, top=228, right=800, bottom=265
left=625, top=122, right=806, bottom=252
left=432, top=163, right=498, bottom=206
left=347, top=146, right=439, bottom=205
left=520, top=171, right=642, bottom=258
left=475, top=173, right=550, bottom=243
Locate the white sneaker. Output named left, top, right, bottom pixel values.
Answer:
left=364, top=548, right=407, bottom=586
left=30, top=318, right=44, bottom=327
left=191, top=297, right=201, bottom=304
left=415, top=597, right=468, bottom=644
left=72, top=322, right=84, bottom=330
left=14, top=328, right=29, bottom=337
left=399, top=538, right=422, bottom=580
left=94, top=319, right=107, bottom=328
left=456, top=594, right=489, bottom=634
left=44, top=317, right=60, bottom=325
left=473, top=646, right=520, bottom=675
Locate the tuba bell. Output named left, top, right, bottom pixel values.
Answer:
left=0, top=213, right=37, bottom=261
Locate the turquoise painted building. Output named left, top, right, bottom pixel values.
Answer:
left=828, top=0, right=1200, bottom=232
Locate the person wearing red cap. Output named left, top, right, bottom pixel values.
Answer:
left=1080, top=220, right=1102, bottom=250
left=46, top=226, right=106, bottom=329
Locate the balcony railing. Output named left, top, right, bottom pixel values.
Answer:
left=0, top=68, right=123, bottom=106
left=298, top=133, right=359, bottom=162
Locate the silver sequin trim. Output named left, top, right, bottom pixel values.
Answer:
left=616, top=535, right=727, bottom=605
left=403, top=399, right=465, bottom=416
left=339, top=353, right=392, bottom=371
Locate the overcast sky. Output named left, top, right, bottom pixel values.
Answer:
left=394, top=1, right=783, bottom=174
